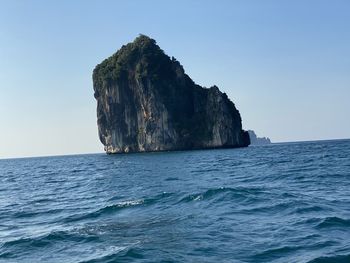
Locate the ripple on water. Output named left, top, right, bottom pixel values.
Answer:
left=307, top=254, right=350, bottom=263
left=316, top=217, right=350, bottom=229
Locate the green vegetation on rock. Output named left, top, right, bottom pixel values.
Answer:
left=93, top=35, right=250, bottom=153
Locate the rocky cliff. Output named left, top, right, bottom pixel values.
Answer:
left=93, top=35, right=250, bottom=153
left=248, top=130, right=271, bottom=145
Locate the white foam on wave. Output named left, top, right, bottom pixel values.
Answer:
left=116, top=199, right=144, bottom=207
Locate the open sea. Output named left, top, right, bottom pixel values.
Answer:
left=0, top=140, right=349, bottom=263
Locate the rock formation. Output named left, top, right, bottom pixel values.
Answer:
left=93, top=35, right=250, bottom=153
left=247, top=130, right=271, bottom=145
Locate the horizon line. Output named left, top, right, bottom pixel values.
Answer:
left=0, top=137, right=349, bottom=160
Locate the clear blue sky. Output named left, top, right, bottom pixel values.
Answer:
left=0, top=0, right=349, bottom=158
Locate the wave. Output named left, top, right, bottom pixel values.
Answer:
left=307, top=254, right=350, bottom=263
left=316, top=216, right=350, bottom=228
left=253, top=245, right=304, bottom=260
left=293, top=205, right=325, bottom=214
left=165, top=177, right=179, bottom=181
left=13, top=208, right=64, bottom=219
left=178, top=187, right=265, bottom=203
left=239, top=200, right=298, bottom=214
left=71, top=169, right=84, bottom=173
left=1, top=230, right=98, bottom=251
left=254, top=241, right=339, bottom=262
left=103, top=199, right=144, bottom=210
left=79, top=247, right=144, bottom=263
left=64, top=199, right=145, bottom=222
left=64, top=192, right=174, bottom=223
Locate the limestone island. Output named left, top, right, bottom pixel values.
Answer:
left=93, top=35, right=250, bottom=154
left=248, top=130, right=271, bottom=145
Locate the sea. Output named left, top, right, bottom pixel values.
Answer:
left=0, top=139, right=349, bottom=263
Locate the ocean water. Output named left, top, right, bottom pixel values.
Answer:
left=0, top=140, right=350, bottom=263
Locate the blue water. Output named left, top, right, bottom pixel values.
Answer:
left=1, top=140, right=350, bottom=263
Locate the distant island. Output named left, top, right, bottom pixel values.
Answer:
left=93, top=35, right=250, bottom=153
left=248, top=130, right=271, bottom=145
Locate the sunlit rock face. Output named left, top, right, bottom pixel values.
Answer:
left=93, top=35, right=250, bottom=153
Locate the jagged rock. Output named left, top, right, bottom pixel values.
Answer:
left=247, top=130, right=271, bottom=145
left=93, top=35, right=250, bottom=153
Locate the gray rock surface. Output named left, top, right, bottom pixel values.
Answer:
left=93, top=35, right=250, bottom=153
left=248, top=130, right=271, bottom=145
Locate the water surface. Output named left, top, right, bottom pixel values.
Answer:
left=1, top=140, right=349, bottom=262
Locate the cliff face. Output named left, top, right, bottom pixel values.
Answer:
left=93, top=35, right=250, bottom=153
left=248, top=130, right=271, bottom=145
